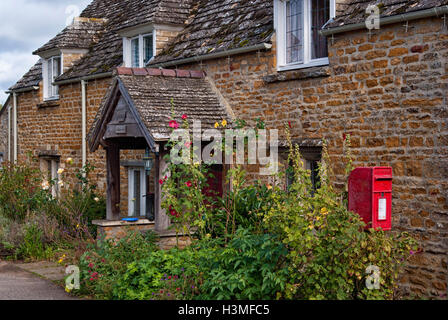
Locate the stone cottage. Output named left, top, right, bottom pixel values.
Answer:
left=2, top=0, right=447, bottom=298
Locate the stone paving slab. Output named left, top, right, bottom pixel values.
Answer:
left=17, top=261, right=66, bottom=282
left=0, top=261, right=77, bottom=300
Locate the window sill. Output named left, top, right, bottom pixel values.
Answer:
left=263, top=65, right=331, bottom=84
left=37, top=99, right=60, bottom=109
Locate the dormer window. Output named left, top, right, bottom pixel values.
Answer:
left=275, top=0, right=335, bottom=71
left=124, top=33, right=154, bottom=68
left=43, top=55, right=62, bottom=100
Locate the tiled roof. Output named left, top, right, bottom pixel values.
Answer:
left=8, top=59, right=43, bottom=91
left=88, top=67, right=231, bottom=148
left=33, top=18, right=106, bottom=55
left=325, top=0, right=448, bottom=29
left=57, top=0, right=194, bottom=82
left=116, top=0, right=194, bottom=31
left=150, top=0, right=274, bottom=65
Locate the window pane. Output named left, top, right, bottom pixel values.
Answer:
left=47, top=60, right=53, bottom=97
left=311, top=0, right=330, bottom=59
left=286, top=0, right=304, bottom=64
left=52, top=57, right=61, bottom=96
left=133, top=170, right=141, bottom=216
left=143, top=35, right=153, bottom=65
left=131, top=38, right=140, bottom=67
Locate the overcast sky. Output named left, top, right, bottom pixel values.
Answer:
left=0, top=0, right=92, bottom=105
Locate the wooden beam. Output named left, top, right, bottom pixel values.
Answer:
left=106, top=145, right=120, bottom=220
left=155, top=150, right=170, bottom=231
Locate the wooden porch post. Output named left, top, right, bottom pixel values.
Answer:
left=106, top=145, right=121, bottom=220
left=155, top=150, right=170, bottom=231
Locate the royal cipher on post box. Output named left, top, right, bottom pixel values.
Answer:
left=348, top=167, right=392, bottom=231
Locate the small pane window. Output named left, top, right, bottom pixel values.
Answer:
left=45, top=56, right=62, bottom=100
left=286, top=0, right=304, bottom=64
left=311, top=0, right=330, bottom=59
left=131, top=38, right=140, bottom=68
left=143, top=35, right=154, bottom=65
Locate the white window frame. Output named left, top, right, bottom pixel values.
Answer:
left=123, top=31, right=156, bottom=68
left=128, top=167, right=147, bottom=217
left=43, top=55, right=62, bottom=100
left=274, top=0, right=336, bottom=71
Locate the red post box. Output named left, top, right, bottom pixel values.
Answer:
left=348, top=167, right=392, bottom=231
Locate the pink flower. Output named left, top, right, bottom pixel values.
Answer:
left=88, top=263, right=94, bottom=268
left=169, top=120, right=179, bottom=129
left=182, top=114, right=188, bottom=120
left=186, top=181, right=192, bottom=188
left=185, top=141, right=192, bottom=148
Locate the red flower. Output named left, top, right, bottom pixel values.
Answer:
left=185, top=181, right=192, bottom=188
left=168, top=276, right=171, bottom=280
left=169, top=120, right=179, bottom=129
left=288, top=121, right=292, bottom=129
left=159, top=179, right=164, bottom=185
left=182, top=114, right=188, bottom=120
left=88, top=263, right=94, bottom=268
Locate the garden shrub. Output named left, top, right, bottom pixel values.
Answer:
left=196, top=228, right=288, bottom=300
left=78, top=230, right=159, bottom=299
left=263, top=130, right=417, bottom=300
left=0, top=157, right=106, bottom=261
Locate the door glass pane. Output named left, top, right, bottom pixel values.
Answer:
left=133, top=170, right=141, bottom=216
left=286, top=0, right=304, bottom=64
left=131, top=38, right=140, bottom=67
left=311, top=0, right=330, bottom=59
left=143, top=35, right=153, bottom=65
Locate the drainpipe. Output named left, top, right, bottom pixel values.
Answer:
left=7, top=101, right=11, bottom=162
left=13, top=92, right=18, bottom=162
left=81, top=80, right=87, bottom=171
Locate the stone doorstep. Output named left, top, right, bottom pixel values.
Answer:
left=92, top=219, right=154, bottom=227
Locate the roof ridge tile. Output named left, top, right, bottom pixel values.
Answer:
left=116, top=67, right=205, bottom=79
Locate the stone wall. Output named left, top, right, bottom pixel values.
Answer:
left=178, top=17, right=447, bottom=298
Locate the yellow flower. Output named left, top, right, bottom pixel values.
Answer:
left=57, top=168, right=64, bottom=175
left=321, top=207, right=329, bottom=215
left=58, top=258, right=63, bottom=264
left=221, top=119, right=227, bottom=127
left=76, top=224, right=80, bottom=229
left=316, top=216, right=321, bottom=221
left=214, top=122, right=220, bottom=129
left=66, top=158, right=73, bottom=165
left=308, top=225, right=314, bottom=230
left=267, top=184, right=273, bottom=190
left=65, top=287, right=72, bottom=293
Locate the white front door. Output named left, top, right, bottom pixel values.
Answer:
left=128, top=167, right=146, bottom=217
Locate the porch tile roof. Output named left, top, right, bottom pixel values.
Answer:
left=88, top=67, right=231, bottom=148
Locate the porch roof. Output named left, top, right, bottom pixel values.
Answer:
left=88, top=67, right=231, bottom=152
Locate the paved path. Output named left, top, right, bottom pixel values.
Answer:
left=0, top=260, right=77, bottom=300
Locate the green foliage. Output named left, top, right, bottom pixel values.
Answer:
left=0, top=159, right=50, bottom=221
left=17, top=224, right=54, bottom=261
left=0, top=157, right=105, bottom=261
left=113, top=246, right=202, bottom=300
left=196, top=228, right=288, bottom=300
left=78, top=230, right=159, bottom=299
left=263, top=126, right=417, bottom=300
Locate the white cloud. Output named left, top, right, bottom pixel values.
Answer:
left=0, top=0, right=91, bottom=104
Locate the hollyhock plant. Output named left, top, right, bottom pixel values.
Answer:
left=169, top=120, right=179, bottom=129
left=182, top=114, right=188, bottom=120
